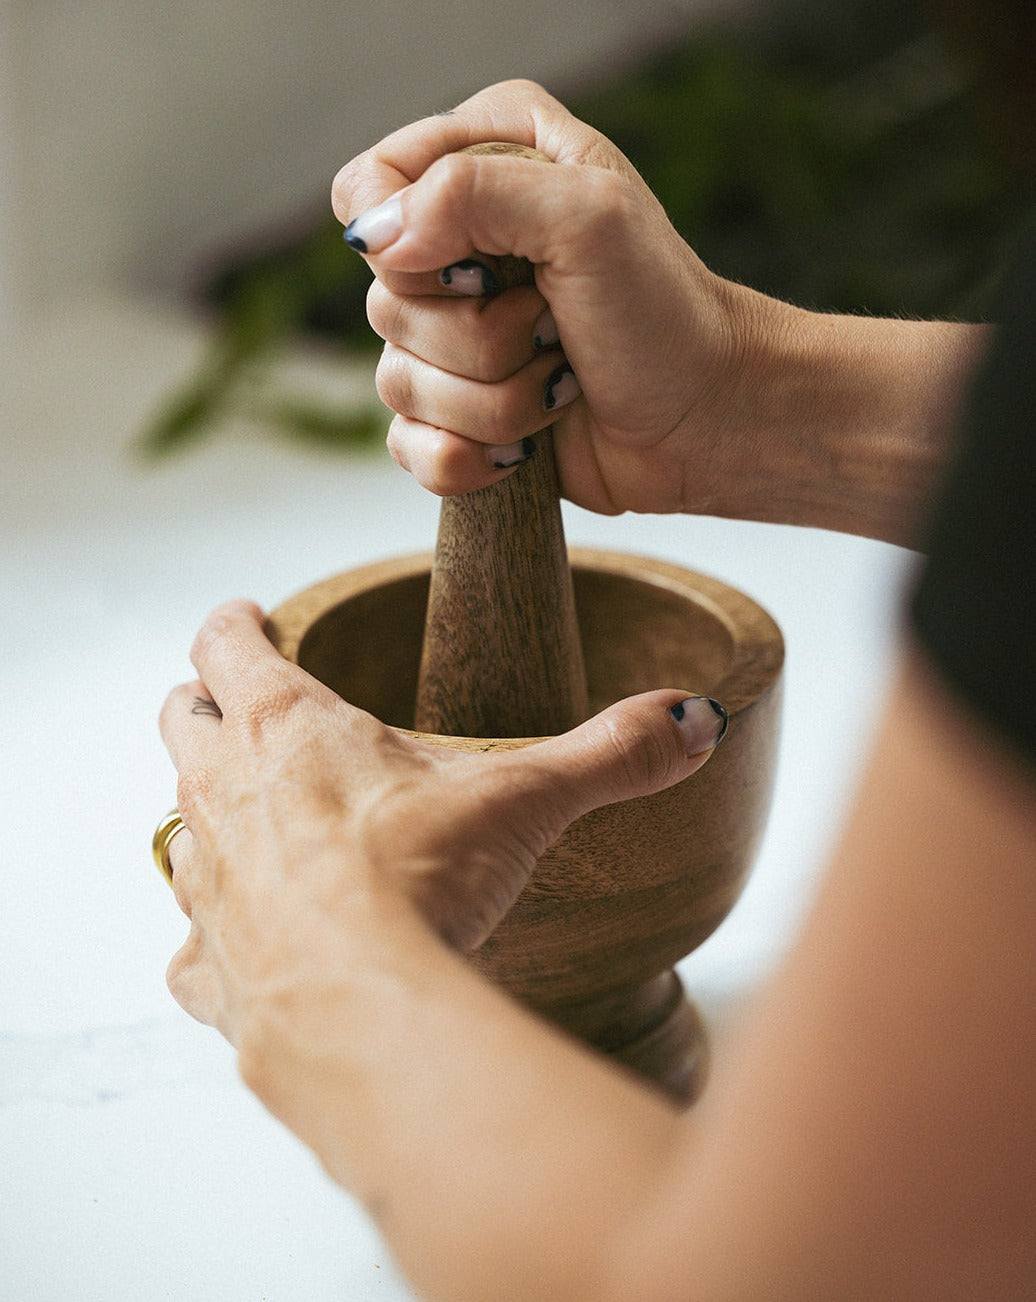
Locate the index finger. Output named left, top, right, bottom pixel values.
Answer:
left=189, top=599, right=282, bottom=711
left=331, top=79, right=581, bottom=226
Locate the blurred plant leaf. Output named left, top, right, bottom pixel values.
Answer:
left=137, top=216, right=376, bottom=458
left=137, top=368, right=228, bottom=459
left=247, top=395, right=386, bottom=451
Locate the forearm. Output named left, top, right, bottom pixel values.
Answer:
left=700, top=283, right=990, bottom=547
left=236, top=895, right=683, bottom=1302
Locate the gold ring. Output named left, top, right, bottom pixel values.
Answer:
left=152, top=809, right=186, bottom=885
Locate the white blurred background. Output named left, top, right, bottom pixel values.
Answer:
left=1, top=0, right=757, bottom=315
left=1, top=3, right=911, bottom=1298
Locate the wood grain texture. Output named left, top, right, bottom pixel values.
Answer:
left=415, top=436, right=589, bottom=736
left=413, top=141, right=589, bottom=737
left=268, top=549, right=784, bottom=1103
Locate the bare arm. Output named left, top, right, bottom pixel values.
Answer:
left=612, top=651, right=1036, bottom=1298
left=333, top=79, right=988, bottom=548
left=709, top=296, right=986, bottom=545
left=171, top=616, right=1034, bottom=1301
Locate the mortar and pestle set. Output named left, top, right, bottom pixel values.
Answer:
left=267, top=147, right=783, bottom=1105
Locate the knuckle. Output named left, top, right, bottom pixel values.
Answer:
left=471, top=341, right=502, bottom=385
left=166, top=931, right=203, bottom=1008
left=234, top=666, right=309, bottom=741
left=485, top=374, right=540, bottom=435
left=470, top=304, right=525, bottom=383
left=158, top=683, right=188, bottom=732
left=417, top=428, right=480, bottom=497
left=487, top=79, right=554, bottom=120
left=509, top=77, right=550, bottom=101
left=176, top=765, right=215, bottom=821
left=189, top=604, right=239, bottom=666
left=415, top=155, right=472, bottom=233
left=375, top=345, right=413, bottom=417
left=424, top=151, right=471, bottom=203
left=365, top=280, right=401, bottom=344
left=536, top=166, right=637, bottom=267
left=330, top=158, right=360, bottom=222
left=602, top=715, right=681, bottom=796
left=329, top=171, right=351, bottom=224
left=165, top=949, right=188, bottom=999
left=167, top=929, right=199, bottom=987
left=385, top=416, right=410, bottom=470
left=576, top=169, right=634, bottom=244
left=330, top=150, right=382, bottom=225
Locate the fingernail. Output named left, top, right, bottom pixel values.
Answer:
left=533, top=308, right=559, bottom=351
left=343, top=194, right=404, bottom=254
left=487, top=436, right=536, bottom=469
left=543, top=362, right=580, bottom=412
left=440, top=259, right=501, bottom=296
left=669, top=696, right=729, bottom=756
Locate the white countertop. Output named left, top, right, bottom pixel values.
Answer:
left=0, top=292, right=913, bottom=1300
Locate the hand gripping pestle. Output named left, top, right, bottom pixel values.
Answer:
left=413, top=143, right=589, bottom=739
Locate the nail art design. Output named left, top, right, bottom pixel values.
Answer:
left=440, top=259, right=501, bottom=296
left=533, top=308, right=560, bottom=351
left=342, top=195, right=404, bottom=254
left=669, top=696, right=729, bottom=755
left=343, top=223, right=368, bottom=252
left=487, top=436, right=536, bottom=469
left=543, top=362, right=580, bottom=412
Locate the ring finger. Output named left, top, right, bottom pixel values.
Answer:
left=165, top=820, right=196, bottom=917
left=158, top=680, right=222, bottom=770
left=376, top=343, right=579, bottom=447
left=367, top=280, right=553, bottom=381
left=387, top=415, right=544, bottom=496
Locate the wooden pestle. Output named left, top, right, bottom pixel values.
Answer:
left=414, top=145, right=589, bottom=738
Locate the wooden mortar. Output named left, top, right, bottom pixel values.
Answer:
left=267, top=547, right=782, bottom=1104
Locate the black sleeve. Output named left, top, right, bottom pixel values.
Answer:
left=909, top=219, right=1036, bottom=769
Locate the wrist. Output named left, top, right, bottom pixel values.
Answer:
left=686, top=282, right=987, bottom=545
left=235, top=885, right=442, bottom=1162
left=779, top=309, right=985, bottom=545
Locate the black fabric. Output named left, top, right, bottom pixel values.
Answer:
left=910, top=219, right=1036, bottom=768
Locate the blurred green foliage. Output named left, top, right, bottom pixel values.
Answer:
left=574, top=0, right=1028, bottom=316
left=138, top=0, right=1029, bottom=458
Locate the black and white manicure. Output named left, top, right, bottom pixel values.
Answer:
left=533, top=308, right=560, bottom=351
left=487, top=436, right=536, bottom=469
left=543, top=362, right=580, bottom=412
left=440, top=260, right=502, bottom=296
left=668, top=696, right=728, bottom=755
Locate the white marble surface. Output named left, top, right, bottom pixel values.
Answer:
left=1, top=292, right=913, bottom=1299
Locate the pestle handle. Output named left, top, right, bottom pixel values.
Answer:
left=413, top=144, right=589, bottom=738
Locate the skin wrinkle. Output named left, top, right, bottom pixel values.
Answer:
left=599, top=709, right=680, bottom=796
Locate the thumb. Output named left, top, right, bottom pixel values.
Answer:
left=510, top=689, right=728, bottom=828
